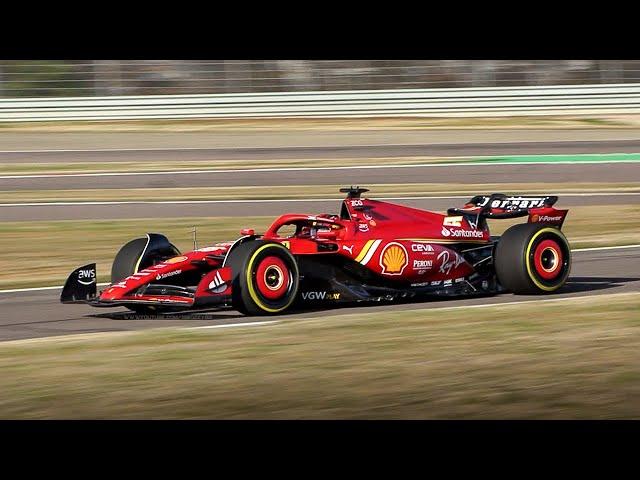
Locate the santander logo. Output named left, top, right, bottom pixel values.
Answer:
left=441, top=226, right=484, bottom=239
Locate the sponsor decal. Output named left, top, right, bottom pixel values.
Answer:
left=430, top=280, right=441, bottom=286
left=379, top=242, right=408, bottom=275
left=441, top=227, right=484, bottom=239
left=411, top=243, right=435, bottom=253
left=355, top=239, right=382, bottom=265
left=208, top=271, right=227, bottom=293
left=443, top=279, right=453, bottom=287
left=358, top=223, right=370, bottom=233
left=214, top=242, right=234, bottom=247
left=165, top=256, right=188, bottom=264
left=350, top=199, right=363, bottom=207
left=281, top=240, right=290, bottom=249
left=481, top=196, right=547, bottom=210
left=77, top=268, right=96, bottom=286
left=437, top=250, right=466, bottom=275
left=155, top=269, right=181, bottom=281
left=531, top=214, right=563, bottom=223
left=443, top=216, right=463, bottom=227
left=197, top=246, right=225, bottom=253
left=411, top=282, right=430, bottom=287
left=369, top=220, right=377, bottom=227
left=454, top=277, right=465, bottom=283
left=342, top=244, right=354, bottom=254
left=413, top=259, right=433, bottom=269
left=301, top=291, right=341, bottom=301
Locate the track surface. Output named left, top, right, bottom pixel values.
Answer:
left=2, top=128, right=640, bottom=153
left=3, top=139, right=640, bottom=164
left=0, top=248, right=637, bottom=342
left=2, top=194, right=638, bottom=222
left=2, top=130, right=638, bottom=341
left=3, top=162, right=640, bottom=192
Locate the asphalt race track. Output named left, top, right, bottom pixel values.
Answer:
left=1, top=193, right=638, bottom=222
left=3, top=139, right=640, bottom=164
left=3, top=161, right=640, bottom=192
left=1, top=131, right=638, bottom=341
left=1, top=160, right=639, bottom=221
left=0, top=247, right=638, bottom=342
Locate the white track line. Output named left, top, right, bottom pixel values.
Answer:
left=2, top=159, right=640, bottom=180
left=1, top=191, right=639, bottom=208
left=188, top=320, right=279, bottom=330
left=404, top=291, right=640, bottom=313
left=0, top=142, right=632, bottom=154
left=573, top=244, right=640, bottom=252
left=0, top=244, right=638, bottom=295
left=0, top=282, right=109, bottom=294
left=1, top=144, right=640, bottom=154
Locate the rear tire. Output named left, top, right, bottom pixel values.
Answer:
left=495, top=224, right=571, bottom=294
left=225, top=240, right=299, bottom=315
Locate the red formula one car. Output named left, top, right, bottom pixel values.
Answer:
left=61, top=187, right=572, bottom=315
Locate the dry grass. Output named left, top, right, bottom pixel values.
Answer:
left=0, top=115, right=636, bottom=132
left=0, top=293, right=638, bottom=419
left=0, top=204, right=638, bottom=290
left=0, top=156, right=473, bottom=176
left=1, top=182, right=638, bottom=203
left=0, top=216, right=271, bottom=289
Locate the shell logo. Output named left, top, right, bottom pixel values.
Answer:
left=379, top=242, right=408, bottom=275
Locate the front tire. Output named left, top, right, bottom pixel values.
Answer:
left=225, top=240, right=299, bottom=315
left=110, top=237, right=164, bottom=314
left=111, top=237, right=148, bottom=284
left=495, top=224, right=571, bottom=294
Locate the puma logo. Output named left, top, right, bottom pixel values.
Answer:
left=342, top=245, right=354, bottom=254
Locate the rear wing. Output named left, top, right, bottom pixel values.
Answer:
left=447, top=193, right=568, bottom=228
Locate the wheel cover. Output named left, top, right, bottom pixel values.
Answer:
left=525, top=227, right=571, bottom=291
left=254, top=255, right=290, bottom=300
left=533, top=239, right=563, bottom=280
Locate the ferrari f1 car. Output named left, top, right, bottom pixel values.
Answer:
left=61, top=187, right=572, bottom=315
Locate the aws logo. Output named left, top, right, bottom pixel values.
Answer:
left=77, top=268, right=96, bottom=285
left=379, top=242, right=408, bottom=275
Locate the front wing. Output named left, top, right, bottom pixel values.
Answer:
left=60, top=263, right=233, bottom=310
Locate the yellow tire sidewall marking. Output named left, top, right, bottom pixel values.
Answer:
left=525, top=227, right=570, bottom=292
left=246, top=243, right=299, bottom=313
